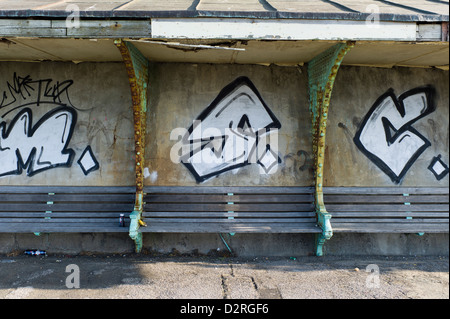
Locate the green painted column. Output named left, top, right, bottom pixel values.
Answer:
left=114, top=39, right=149, bottom=253
left=308, top=41, right=354, bottom=256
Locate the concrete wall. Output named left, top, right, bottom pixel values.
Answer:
left=0, top=61, right=448, bottom=256
left=146, top=62, right=313, bottom=186
left=145, top=63, right=449, bottom=187
left=0, top=61, right=135, bottom=186
left=1, top=62, right=447, bottom=188
left=326, top=66, right=449, bottom=187
left=1, top=232, right=447, bottom=256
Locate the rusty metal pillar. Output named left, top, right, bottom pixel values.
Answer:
left=114, top=39, right=149, bottom=252
left=308, top=41, right=354, bottom=256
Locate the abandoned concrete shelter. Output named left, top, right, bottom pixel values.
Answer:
left=0, top=0, right=448, bottom=257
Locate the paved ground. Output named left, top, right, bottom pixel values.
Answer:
left=0, top=254, right=448, bottom=301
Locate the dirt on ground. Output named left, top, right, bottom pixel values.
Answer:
left=0, top=254, right=448, bottom=300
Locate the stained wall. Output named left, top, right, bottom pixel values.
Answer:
left=1, top=62, right=448, bottom=188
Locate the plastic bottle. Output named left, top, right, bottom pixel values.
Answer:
left=119, top=214, right=126, bottom=227
left=24, top=250, right=47, bottom=256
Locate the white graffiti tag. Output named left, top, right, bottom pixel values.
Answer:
left=172, top=76, right=282, bottom=183
left=0, top=107, right=77, bottom=177
left=354, top=86, right=435, bottom=184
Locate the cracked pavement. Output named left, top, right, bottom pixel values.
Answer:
left=0, top=254, right=448, bottom=299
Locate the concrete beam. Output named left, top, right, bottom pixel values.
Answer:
left=1, top=17, right=446, bottom=42
left=151, top=18, right=418, bottom=41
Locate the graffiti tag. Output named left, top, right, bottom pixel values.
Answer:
left=354, top=86, right=436, bottom=184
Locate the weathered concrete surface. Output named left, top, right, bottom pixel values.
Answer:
left=325, top=233, right=449, bottom=256
left=326, top=66, right=449, bottom=187
left=1, top=62, right=447, bottom=187
left=0, top=255, right=448, bottom=299
left=1, top=232, right=447, bottom=257
left=0, top=61, right=135, bottom=186
left=146, top=63, right=448, bottom=187
left=146, top=62, right=313, bottom=186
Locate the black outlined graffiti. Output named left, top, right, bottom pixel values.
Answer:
left=179, top=76, right=282, bottom=183
left=0, top=72, right=74, bottom=117
left=428, top=155, right=449, bottom=181
left=0, top=73, right=99, bottom=178
left=77, top=145, right=100, bottom=176
left=354, top=86, right=436, bottom=184
left=0, top=107, right=76, bottom=177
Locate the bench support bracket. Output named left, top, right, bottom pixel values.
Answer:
left=115, top=39, right=149, bottom=253
left=308, top=41, right=354, bottom=256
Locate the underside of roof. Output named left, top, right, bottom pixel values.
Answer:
left=0, top=38, right=448, bottom=70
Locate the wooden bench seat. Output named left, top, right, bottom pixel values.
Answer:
left=0, top=186, right=135, bottom=234
left=323, top=187, right=449, bottom=234
left=140, top=186, right=322, bottom=234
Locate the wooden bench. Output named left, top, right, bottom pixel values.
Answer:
left=135, top=186, right=323, bottom=253
left=323, top=187, right=449, bottom=234
left=0, top=186, right=135, bottom=234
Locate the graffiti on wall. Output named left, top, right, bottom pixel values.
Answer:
left=428, top=154, right=449, bottom=181
left=0, top=73, right=99, bottom=178
left=172, top=76, right=282, bottom=183
left=354, top=86, right=448, bottom=183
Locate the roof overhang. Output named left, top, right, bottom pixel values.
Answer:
left=0, top=1, right=448, bottom=69
left=0, top=0, right=448, bottom=22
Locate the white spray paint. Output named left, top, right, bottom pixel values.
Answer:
left=355, top=87, right=435, bottom=183
left=0, top=107, right=76, bottom=177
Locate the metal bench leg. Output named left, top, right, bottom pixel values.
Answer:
left=129, top=210, right=143, bottom=253
left=315, top=210, right=332, bottom=256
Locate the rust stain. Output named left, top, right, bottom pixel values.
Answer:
left=114, top=39, right=148, bottom=210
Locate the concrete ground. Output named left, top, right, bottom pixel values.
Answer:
left=0, top=253, right=448, bottom=301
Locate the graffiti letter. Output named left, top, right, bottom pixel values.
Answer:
left=0, top=107, right=77, bottom=177
left=354, top=86, right=436, bottom=184
left=180, top=76, right=282, bottom=183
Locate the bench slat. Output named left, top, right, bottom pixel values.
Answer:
left=333, top=223, right=449, bottom=233
left=145, top=194, right=314, bottom=203
left=326, top=204, right=448, bottom=212
left=0, top=217, right=130, bottom=223
left=139, top=222, right=321, bottom=233
left=324, top=187, right=449, bottom=195
left=0, top=223, right=130, bottom=233
left=144, top=203, right=314, bottom=212
left=330, top=212, right=448, bottom=217
left=142, top=212, right=316, bottom=218
left=143, top=218, right=317, bottom=223
left=331, top=218, right=448, bottom=223
left=0, top=203, right=134, bottom=212
left=0, top=193, right=135, bottom=202
left=144, top=186, right=314, bottom=194
left=324, top=194, right=449, bottom=204
left=0, top=212, right=130, bottom=218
